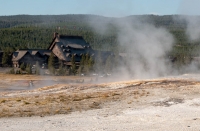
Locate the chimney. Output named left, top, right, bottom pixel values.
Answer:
left=54, top=32, right=58, bottom=38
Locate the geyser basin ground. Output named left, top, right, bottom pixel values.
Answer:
left=0, top=73, right=200, bottom=131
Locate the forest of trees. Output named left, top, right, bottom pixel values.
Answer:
left=0, top=14, right=200, bottom=75
left=0, top=14, right=197, bottom=51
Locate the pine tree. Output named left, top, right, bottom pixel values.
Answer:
left=77, top=54, right=85, bottom=75
left=35, top=61, right=40, bottom=75
left=83, top=54, right=89, bottom=75
left=26, top=64, right=32, bottom=74
left=2, top=51, right=10, bottom=67
left=58, top=60, right=67, bottom=75
left=48, top=53, right=55, bottom=75
left=20, top=62, right=25, bottom=71
left=88, top=55, right=94, bottom=73
left=71, top=55, right=76, bottom=75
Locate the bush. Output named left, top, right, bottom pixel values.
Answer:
left=25, top=64, right=32, bottom=74
left=9, top=68, right=15, bottom=74
left=20, top=63, right=25, bottom=71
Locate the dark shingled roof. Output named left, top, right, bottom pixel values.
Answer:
left=12, top=51, right=28, bottom=61
left=48, top=34, right=90, bottom=50
left=12, top=49, right=51, bottom=61
left=49, top=33, right=94, bottom=62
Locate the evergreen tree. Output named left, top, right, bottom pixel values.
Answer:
left=77, top=54, right=85, bottom=75
left=88, top=55, right=94, bottom=73
left=71, top=55, right=76, bottom=75
left=35, top=61, right=40, bottom=75
left=25, top=64, right=32, bottom=74
left=2, top=51, right=10, bottom=67
left=83, top=54, right=89, bottom=75
left=58, top=60, right=67, bottom=75
left=48, top=53, right=55, bottom=75
left=20, top=62, right=25, bottom=71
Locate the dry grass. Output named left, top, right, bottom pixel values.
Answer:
left=0, top=74, right=200, bottom=118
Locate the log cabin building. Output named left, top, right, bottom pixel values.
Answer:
left=12, top=33, right=96, bottom=68
left=48, top=33, right=95, bottom=66
left=11, top=32, right=116, bottom=72
left=12, top=49, right=51, bottom=68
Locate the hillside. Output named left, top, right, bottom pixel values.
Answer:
left=0, top=14, right=200, bottom=64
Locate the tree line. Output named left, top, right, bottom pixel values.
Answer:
left=1, top=14, right=200, bottom=71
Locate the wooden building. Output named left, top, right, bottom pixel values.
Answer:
left=48, top=33, right=94, bottom=66
left=12, top=49, right=51, bottom=67
left=11, top=33, right=112, bottom=69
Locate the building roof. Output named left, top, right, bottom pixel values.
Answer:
left=49, top=33, right=94, bottom=62
left=68, top=44, right=84, bottom=49
left=12, top=51, right=29, bottom=61
left=48, top=34, right=90, bottom=50
left=12, top=49, right=51, bottom=61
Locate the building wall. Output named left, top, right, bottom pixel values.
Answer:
left=52, top=44, right=66, bottom=61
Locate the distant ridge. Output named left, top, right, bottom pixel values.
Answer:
left=0, top=14, right=197, bottom=29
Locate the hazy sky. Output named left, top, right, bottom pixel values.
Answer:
left=0, top=0, right=200, bottom=17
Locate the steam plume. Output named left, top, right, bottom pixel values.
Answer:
left=179, top=0, right=200, bottom=42
left=89, top=16, right=175, bottom=79
left=115, top=18, right=174, bottom=78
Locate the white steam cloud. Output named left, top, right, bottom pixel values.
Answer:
left=115, top=19, right=174, bottom=79
left=185, top=16, right=200, bottom=42
left=169, top=0, right=200, bottom=73
left=176, top=16, right=200, bottom=42
left=178, top=0, right=200, bottom=42
left=88, top=17, right=175, bottom=79
left=87, top=0, right=200, bottom=80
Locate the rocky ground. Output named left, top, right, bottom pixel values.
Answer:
left=0, top=73, right=200, bottom=130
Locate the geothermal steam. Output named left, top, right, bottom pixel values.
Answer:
left=178, top=0, right=200, bottom=42
left=171, top=0, right=200, bottom=72
left=89, top=17, right=174, bottom=79
left=185, top=17, right=200, bottom=42
left=115, top=19, right=174, bottom=78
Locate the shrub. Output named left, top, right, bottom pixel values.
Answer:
left=9, top=68, right=15, bottom=74
left=25, top=64, right=32, bottom=74
left=20, top=63, right=25, bottom=70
